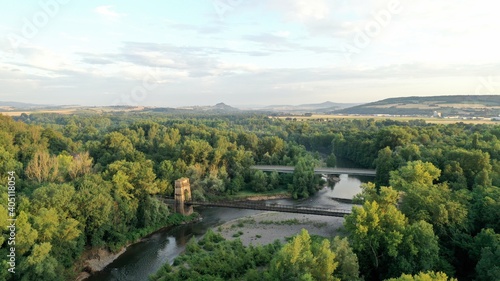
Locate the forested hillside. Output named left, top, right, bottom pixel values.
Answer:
left=1, top=113, right=499, bottom=280
left=338, top=95, right=500, bottom=117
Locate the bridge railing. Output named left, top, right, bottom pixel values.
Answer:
left=184, top=200, right=352, bottom=216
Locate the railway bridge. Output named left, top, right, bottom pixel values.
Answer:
left=169, top=178, right=351, bottom=217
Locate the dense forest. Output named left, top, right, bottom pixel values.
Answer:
left=1, top=112, right=499, bottom=280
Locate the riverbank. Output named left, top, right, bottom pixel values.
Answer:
left=213, top=211, right=345, bottom=246
left=227, top=189, right=292, bottom=201
left=75, top=247, right=128, bottom=281
left=74, top=213, right=201, bottom=281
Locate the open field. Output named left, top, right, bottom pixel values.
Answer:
left=276, top=114, right=499, bottom=125
left=0, top=109, right=79, bottom=116
left=368, top=103, right=500, bottom=110
left=0, top=106, right=146, bottom=117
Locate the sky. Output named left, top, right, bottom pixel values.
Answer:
left=1, top=0, right=500, bottom=107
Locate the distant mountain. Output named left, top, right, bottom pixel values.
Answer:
left=0, top=101, right=54, bottom=110
left=177, top=102, right=240, bottom=112
left=263, top=101, right=362, bottom=113
left=337, top=95, right=500, bottom=117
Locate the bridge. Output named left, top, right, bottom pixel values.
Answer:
left=251, top=165, right=376, bottom=176
left=185, top=200, right=351, bottom=217
left=168, top=178, right=352, bottom=217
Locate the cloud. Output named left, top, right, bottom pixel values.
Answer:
left=243, top=33, right=296, bottom=48
left=94, top=5, right=126, bottom=20
left=168, top=22, right=222, bottom=34
left=267, top=0, right=331, bottom=22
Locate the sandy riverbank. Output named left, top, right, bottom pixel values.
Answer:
left=213, top=211, right=345, bottom=246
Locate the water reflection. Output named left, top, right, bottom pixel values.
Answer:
left=329, top=174, right=370, bottom=199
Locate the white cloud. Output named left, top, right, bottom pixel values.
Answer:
left=267, top=0, right=331, bottom=22
left=272, top=31, right=291, bottom=38
left=94, top=5, right=126, bottom=20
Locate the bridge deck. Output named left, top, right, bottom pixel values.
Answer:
left=251, top=165, right=376, bottom=176
left=185, top=200, right=351, bottom=217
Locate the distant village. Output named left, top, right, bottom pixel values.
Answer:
left=272, top=110, right=500, bottom=122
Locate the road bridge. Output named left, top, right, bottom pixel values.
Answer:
left=251, top=165, right=376, bottom=176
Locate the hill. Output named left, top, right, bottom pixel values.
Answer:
left=338, top=95, right=500, bottom=117
left=177, top=102, right=240, bottom=113
left=0, top=101, right=55, bottom=110
left=262, top=101, right=361, bottom=113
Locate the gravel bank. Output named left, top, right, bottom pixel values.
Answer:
left=214, top=211, right=345, bottom=246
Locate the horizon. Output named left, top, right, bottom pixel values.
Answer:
left=2, top=94, right=494, bottom=109
left=1, top=1, right=499, bottom=107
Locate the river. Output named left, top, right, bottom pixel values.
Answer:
left=86, top=159, right=370, bottom=281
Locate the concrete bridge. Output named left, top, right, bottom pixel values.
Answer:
left=251, top=165, right=376, bottom=176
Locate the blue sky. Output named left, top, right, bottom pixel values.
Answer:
left=1, top=0, right=499, bottom=107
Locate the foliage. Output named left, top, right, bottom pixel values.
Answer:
left=345, top=186, right=441, bottom=280
left=385, top=271, right=457, bottom=281
left=2, top=112, right=500, bottom=280
left=290, top=157, right=320, bottom=199
left=149, top=229, right=281, bottom=281
left=330, top=236, right=360, bottom=280
left=268, top=229, right=338, bottom=281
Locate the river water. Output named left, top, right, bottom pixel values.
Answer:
left=86, top=160, right=370, bottom=281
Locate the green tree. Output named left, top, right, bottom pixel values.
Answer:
left=389, top=161, right=468, bottom=235
left=14, top=211, right=38, bottom=255
left=290, top=158, right=318, bottom=199
left=330, top=236, right=360, bottom=280
left=32, top=208, right=60, bottom=242
left=374, top=147, right=395, bottom=186
left=72, top=175, right=114, bottom=245
left=376, top=126, right=412, bottom=150
left=446, top=149, right=492, bottom=189
left=473, top=229, right=500, bottom=281
left=268, top=170, right=280, bottom=190
left=385, top=271, right=457, bottom=281
left=269, top=229, right=338, bottom=281
left=326, top=153, right=337, bottom=168
left=345, top=186, right=440, bottom=280
left=19, top=242, right=62, bottom=281
left=470, top=186, right=500, bottom=232
left=251, top=170, right=268, bottom=192
left=441, top=161, right=467, bottom=190
left=181, top=139, right=212, bottom=166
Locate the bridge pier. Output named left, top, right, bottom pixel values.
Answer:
left=174, top=178, right=193, bottom=216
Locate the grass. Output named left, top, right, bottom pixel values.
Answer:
left=313, top=222, right=327, bottom=228
left=232, top=231, right=244, bottom=238
left=229, top=188, right=290, bottom=200
left=239, top=218, right=256, bottom=225
left=259, top=218, right=302, bottom=225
